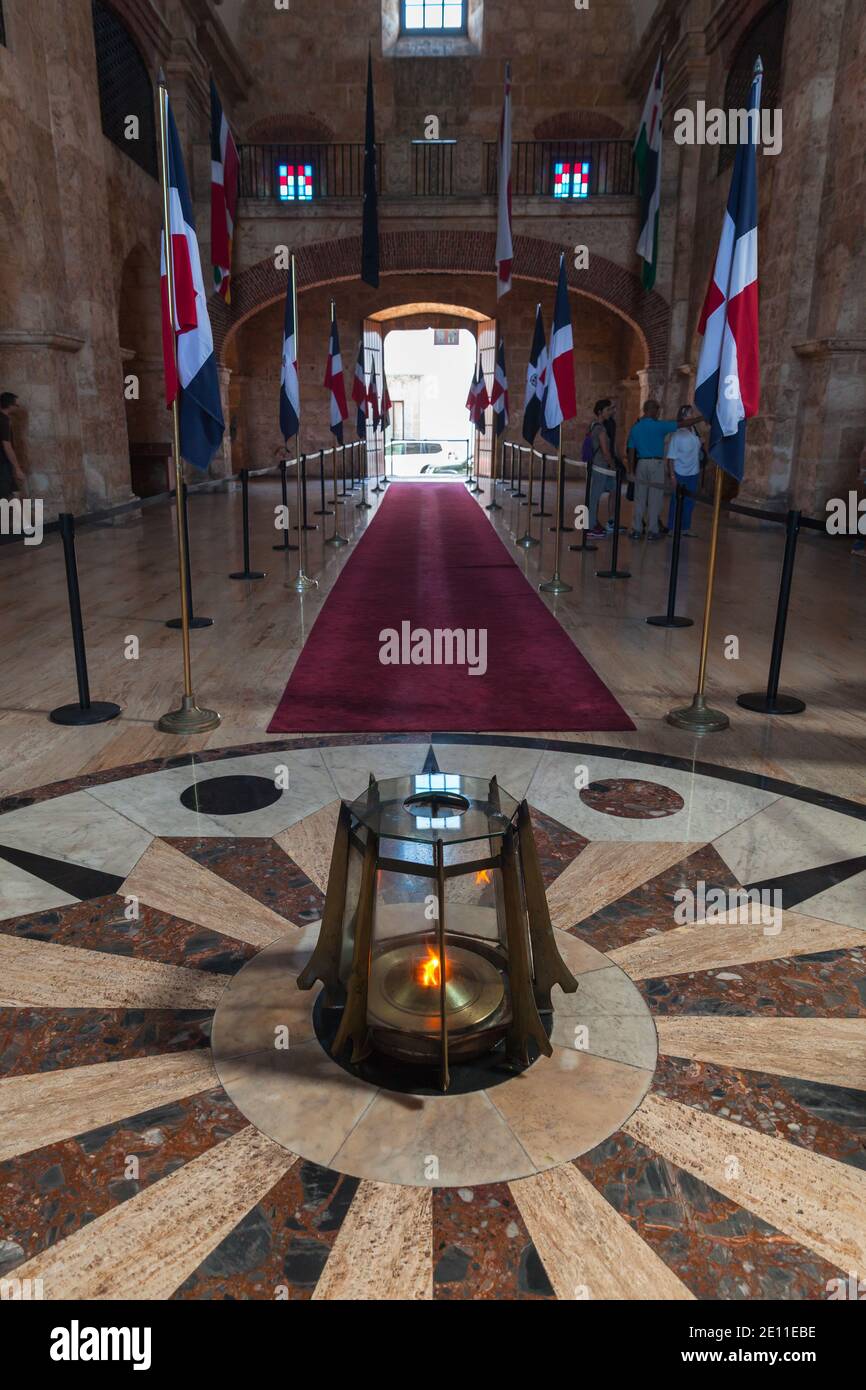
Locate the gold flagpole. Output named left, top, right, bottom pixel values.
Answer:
left=156, top=76, right=220, bottom=736
left=291, top=253, right=318, bottom=593
left=539, top=433, right=572, bottom=594
left=666, top=462, right=729, bottom=732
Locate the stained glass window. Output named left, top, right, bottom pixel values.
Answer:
left=278, top=163, right=314, bottom=201
left=402, top=1, right=467, bottom=33
left=553, top=160, right=591, bottom=199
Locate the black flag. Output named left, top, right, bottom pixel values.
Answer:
left=522, top=303, right=547, bottom=444
left=361, top=46, right=379, bottom=287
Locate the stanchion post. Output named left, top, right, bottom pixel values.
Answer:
left=569, top=460, right=597, bottom=553
left=273, top=458, right=299, bottom=552
left=327, top=443, right=349, bottom=547
left=550, top=454, right=574, bottom=532
left=229, top=468, right=266, bottom=580
left=485, top=432, right=502, bottom=510
left=534, top=451, right=551, bottom=517
left=300, top=452, right=316, bottom=530
left=736, top=509, right=806, bottom=714
left=49, top=513, right=122, bottom=726
left=596, top=466, right=631, bottom=580
left=357, top=440, right=371, bottom=509
left=512, top=444, right=526, bottom=498
left=314, top=447, right=333, bottom=516
left=646, top=485, right=693, bottom=627
left=516, top=451, right=538, bottom=548
left=539, top=438, right=572, bottom=594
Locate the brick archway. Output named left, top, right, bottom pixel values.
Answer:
left=211, top=230, right=669, bottom=370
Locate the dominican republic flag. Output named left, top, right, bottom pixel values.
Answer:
left=367, top=362, right=381, bottom=430
left=495, top=61, right=513, bottom=299
left=323, top=313, right=348, bottom=444
left=470, top=364, right=490, bottom=434
left=540, top=253, right=576, bottom=448
left=634, top=52, right=664, bottom=291
left=361, top=47, right=379, bottom=288
left=279, top=268, right=300, bottom=442
left=694, top=58, right=762, bottom=482
left=210, top=79, right=239, bottom=302
left=351, top=341, right=367, bottom=439
left=380, top=373, right=392, bottom=432
left=522, top=303, right=547, bottom=444
left=491, top=340, right=509, bottom=436
left=160, top=85, right=224, bottom=471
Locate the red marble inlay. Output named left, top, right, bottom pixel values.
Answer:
left=165, top=837, right=325, bottom=927
left=579, top=777, right=685, bottom=819
left=640, top=947, right=866, bottom=1019
left=433, top=1183, right=554, bottom=1300
left=0, top=1008, right=213, bottom=1077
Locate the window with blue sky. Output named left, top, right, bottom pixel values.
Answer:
left=402, top=1, right=467, bottom=32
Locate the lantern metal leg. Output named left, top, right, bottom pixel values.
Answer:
left=331, top=830, right=378, bottom=1064
left=296, top=801, right=351, bottom=1006
left=501, top=826, right=552, bottom=1065
left=516, top=799, right=579, bottom=1010
left=434, top=839, right=450, bottom=1092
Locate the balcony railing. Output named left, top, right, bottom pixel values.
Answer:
left=485, top=139, right=636, bottom=198
left=238, top=142, right=383, bottom=200
left=412, top=139, right=455, bottom=196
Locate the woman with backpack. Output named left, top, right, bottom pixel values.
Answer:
left=585, top=399, right=621, bottom=538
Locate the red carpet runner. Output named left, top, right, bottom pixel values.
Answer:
left=267, top=483, right=634, bottom=733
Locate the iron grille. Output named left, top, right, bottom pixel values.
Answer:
left=0, top=3, right=6, bottom=46
left=718, top=0, right=788, bottom=172
left=91, top=0, right=157, bottom=178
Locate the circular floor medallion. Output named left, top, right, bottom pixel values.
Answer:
left=579, top=777, right=685, bottom=818
left=211, top=928, right=658, bottom=1187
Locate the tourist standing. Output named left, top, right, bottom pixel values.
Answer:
left=627, top=399, right=700, bottom=540
left=586, top=399, right=620, bottom=539
left=665, top=404, right=703, bottom=535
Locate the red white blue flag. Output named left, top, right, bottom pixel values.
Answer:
left=471, top=364, right=490, bottom=434
left=160, top=86, right=224, bottom=470
left=323, top=312, right=348, bottom=444
left=279, top=266, right=300, bottom=441
left=522, top=303, right=547, bottom=444
left=351, top=341, right=367, bottom=439
left=491, top=339, right=509, bottom=436
left=694, top=59, right=762, bottom=482
left=541, top=252, right=576, bottom=447
left=380, top=373, right=392, bottom=432
left=210, top=79, right=239, bottom=303
left=367, top=361, right=381, bottom=430
left=495, top=61, right=513, bottom=298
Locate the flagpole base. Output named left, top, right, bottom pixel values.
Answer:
left=736, top=691, right=806, bottom=715
left=326, top=533, right=350, bottom=548
left=291, top=571, right=319, bottom=593
left=516, top=533, right=539, bottom=549
left=539, top=574, right=572, bottom=594
left=666, top=693, right=730, bottom=734
left=158, top=694, right=221, bottom=736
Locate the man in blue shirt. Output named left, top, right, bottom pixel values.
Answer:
left=627, top=399, right=702, bottom=540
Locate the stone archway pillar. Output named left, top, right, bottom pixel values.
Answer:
left=209, top=364, right=234, bottom=480
left=637, top=368, right=668, bottom=410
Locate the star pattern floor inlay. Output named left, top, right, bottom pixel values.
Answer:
left=0, top=735, right=863, bottom=1301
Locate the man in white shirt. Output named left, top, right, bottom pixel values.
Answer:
left=665, top=404, right=703, bottom=535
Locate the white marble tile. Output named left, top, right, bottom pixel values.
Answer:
left=549, top=1011, right=658, bottom=1071
left=319, top=742, right=431, bottom=801
left=795, top=869, right=866, bottom=931
left=713, top=798, right=866, bottom=885
left=525, top=749, right=779, bottom=843
left=0, top=791, right=153, bottom=876
left=86, top=748, right=334, bottom=839
left=553, top=964, right=652, bottom=1018
left=0, top=861, right=77, bottom=924
left=428, top=742, right=546, bottom=801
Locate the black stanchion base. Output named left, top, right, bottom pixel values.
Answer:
left=229, top=570, right=266, bottom=581
left=596, top=568, right=631, bottom=579
left=313, top=509, right=334, bottom=517
left=356, top=500, right=372, bottom=509
left=511, top=490, right=526, bottom=499
left=646, top=614, right=693, bottom=628
left=485, top=501, right=503, bottom=511
left=50, top=700, right=122, bottom=727
left=569, top=539, right=598, bottom=553
left=166, top=616, right=214, bottom=629
left=273, top=541, right=299, bottom=551
left=301, top=524, right=318, bottom=532
left=736, top=691, right=806, bottom=715
left=549, top=525, right=575, bottom=533
left=533, top=510, right=552, bottom=518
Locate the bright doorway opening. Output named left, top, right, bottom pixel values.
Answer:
left=383, top=326, right=476, bottom=478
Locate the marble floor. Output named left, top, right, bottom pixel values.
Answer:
left=0, top=476, right=864, bottom=804
left=1, top=736, right=863, bottom=1300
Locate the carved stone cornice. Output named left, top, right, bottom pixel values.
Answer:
left=793, top=337, right=866, bottom=359
left=0, top=331, right=85, bottom=353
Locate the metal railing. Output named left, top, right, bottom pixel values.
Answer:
left=412, top=140, right=455, bottom=196
left=238, top=142, right=383, bottom=200
left=485, top=139, right=636, bottom=197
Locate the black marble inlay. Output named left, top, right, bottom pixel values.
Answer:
left=421, top=744, right=442, bottom=776
left=178, top=775, right=283, bottom=817
left=312, top=993, right=552, bottom=1097
left=745, top=854, right=866, bottom=909
left=0, top=844, right=124, bottom=902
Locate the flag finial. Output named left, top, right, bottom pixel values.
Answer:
left=753, top=54, right=764, bottom=76
left=157, top=67, right=167, bottom=88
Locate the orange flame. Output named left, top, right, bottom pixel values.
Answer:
left=475, top=869, right=492, bottom=885
left=418, top=945, right=441, bottom=988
